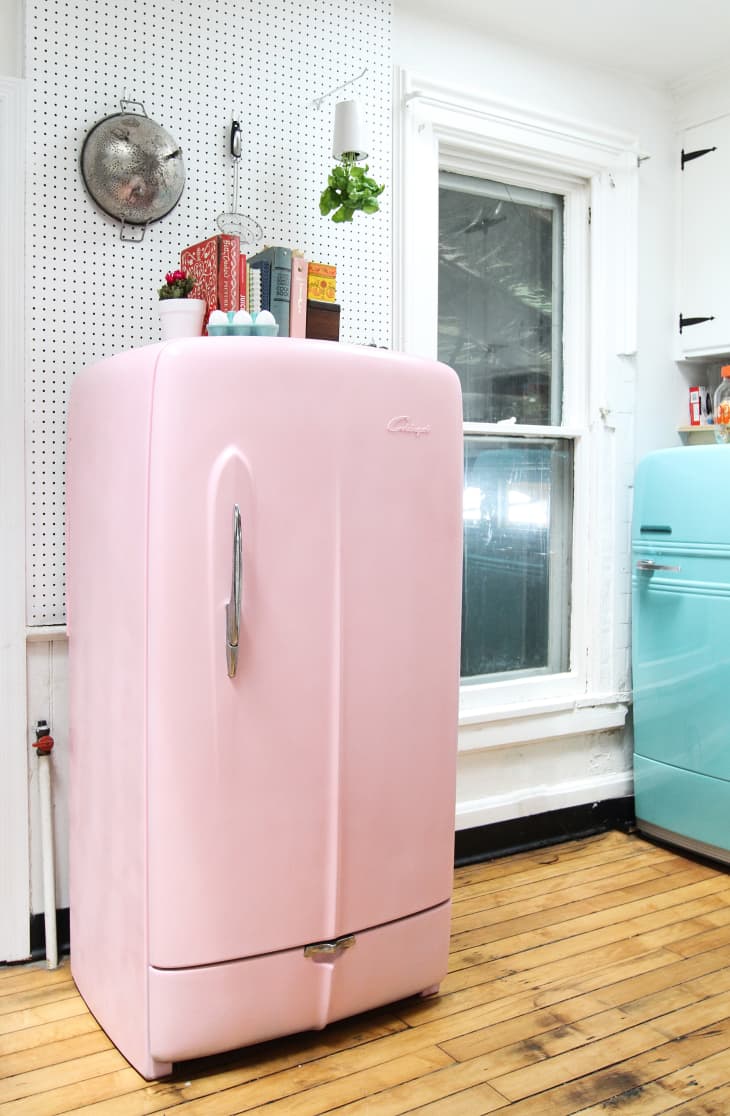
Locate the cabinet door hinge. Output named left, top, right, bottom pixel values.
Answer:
left=588, top=206, right=591, bottom=225
left=679, top=313, right=715, bottom=334
left=681, top=146, right=717, bottom=170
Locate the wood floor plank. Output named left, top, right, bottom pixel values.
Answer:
left=0, top=1048, right=131, bottom=1104
left=572, top=1045, right=730, bottom=1114
left=0, top=1010, right=102, bottom=1058
left=312, top=1060, right=508, bottom=1116
left=0, top=995, right=90, bottom=1037
left=234, top=1048, right=454, bottom=1116
left=488, top=1007, right=730, bottom=1103
left=448, top=890, right=730, bottom=975
left=0, top=1067, right=145, bottom=1116
left=2, top=833, right=730, bottom=1116
left=451, top=834, right=657, bottom=896
left=394, top=945, right=687, bottom=1028
left=449, top=862, right=716, bottom=938
left=450, top=872, right=730, bottom=958
left=0, top=1029, right=112, bottom=1079
left=451, top=846, right=677, bottom=914
left=30, top=1012, right=426, bottom=1116
left=489, top=1016, right=730, bottom=1115
left=0, top=980, right=78, bottom=1017
left=453, top=838, right=712, bottom=901
left=404, top=1086, right=510, bottom=1116
left=666, top=1083, right=730, bottom=1114
left=0, top=962, right=72, bottom=997
left=438, top=966, right=730, bottom=1065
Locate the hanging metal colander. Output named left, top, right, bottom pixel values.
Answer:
left=80, top=99, right=186, bottom=241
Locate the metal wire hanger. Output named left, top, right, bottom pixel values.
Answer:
left=216, top=119, right=263, bottom=249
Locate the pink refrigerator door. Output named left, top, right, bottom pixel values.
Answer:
left=146, top=340, right=462, bottom=970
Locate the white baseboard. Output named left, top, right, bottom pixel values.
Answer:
left=456, top=768, right=633, bottom=831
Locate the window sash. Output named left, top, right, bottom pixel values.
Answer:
left=461, top=431, right=574, bottom=683
left=439, top=171, right=565, bottom=427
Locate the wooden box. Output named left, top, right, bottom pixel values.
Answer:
left=306, top=300, right=340, bottom=342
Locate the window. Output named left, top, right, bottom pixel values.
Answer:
left=439, top=172, right=572, bottom=683
left=395, top=69, right=638, bottom=733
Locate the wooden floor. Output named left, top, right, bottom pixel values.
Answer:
left=3, top=831, right=730, bottom=1115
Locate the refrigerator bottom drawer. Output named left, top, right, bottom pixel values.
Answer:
left=634, top=754, right=730, bottom=861
left=148, top=900, right=451, bottom=1064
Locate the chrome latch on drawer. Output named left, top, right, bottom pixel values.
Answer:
left=635, top=559, right=681, bottom=574
left=304, top=934, right=356, bottom=962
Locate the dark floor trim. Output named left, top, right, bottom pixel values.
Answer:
left=454, top=797, right=636, bottom=867
left=29, top=907, right=70, bottom=961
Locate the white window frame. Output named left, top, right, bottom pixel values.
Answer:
left=393, top=68, right=638, bottom=745
left=0, top=76, right=29, bottom=961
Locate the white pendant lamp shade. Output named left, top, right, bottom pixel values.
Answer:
left=332, top=99, right=368, bottom=162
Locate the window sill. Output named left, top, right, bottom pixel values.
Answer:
left=458, top=692, right=630, bottom=752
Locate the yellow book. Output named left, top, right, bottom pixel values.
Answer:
left=307, top=262, right=336, bottom=302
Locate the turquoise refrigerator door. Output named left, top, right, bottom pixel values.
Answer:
left=632, top=445, right=730, bottom=857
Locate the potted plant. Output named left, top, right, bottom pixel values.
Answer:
left=157, top=268, right=206, bottom=339
left=319, top=160, right=385, bottom=223
left=320, top=100, right=385, bottom=223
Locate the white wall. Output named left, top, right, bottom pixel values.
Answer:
left=671, top=70, right=730, bottom=410
left=394, top=8, right=682, bottom=460
left=0, top=0, right=22, bottom=76
left=393, top=7, right=680, bottom=829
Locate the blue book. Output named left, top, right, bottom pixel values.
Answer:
left=248, top=258, right=271, bottom=311
left=248, top=247, right=292, bottom=336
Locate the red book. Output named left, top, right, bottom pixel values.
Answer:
left=218, top=234, right=240, bottom=313
left=238, top=254, right=247, bottom=311
left=290, top=256, right=308, bottom=339
left=180, top=237, right=219, bottom=329
left=181, top=235, right=240, bottom=327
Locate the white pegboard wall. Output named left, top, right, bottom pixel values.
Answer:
left=26, top=0, right=392, bottom=625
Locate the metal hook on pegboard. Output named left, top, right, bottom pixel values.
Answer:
left=312, top=65, right=368, bottom=110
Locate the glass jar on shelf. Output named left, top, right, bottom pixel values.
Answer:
left=714, top=366, right=730, bottom=443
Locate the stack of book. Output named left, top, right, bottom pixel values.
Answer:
left=180, top=238, right=339, bottom=340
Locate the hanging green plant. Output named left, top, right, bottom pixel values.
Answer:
left=319, top=159, right=385, bottom=223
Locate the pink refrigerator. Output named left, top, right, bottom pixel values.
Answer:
left=67, top=338, right=463, bottom=1079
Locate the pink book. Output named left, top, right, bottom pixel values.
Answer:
left=289, top=257, right=309, bottom=339
left=238, top=254, right=247, bottom=311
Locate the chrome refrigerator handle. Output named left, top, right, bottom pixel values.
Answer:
left=635, top=559, right=681, bottom=573
left=226, top=505, right=242, bottom=678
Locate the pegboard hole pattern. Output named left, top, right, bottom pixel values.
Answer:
left=27, top=0, right=392, bottom=625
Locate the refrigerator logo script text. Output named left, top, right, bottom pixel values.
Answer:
left=386, top=416, right=432, bottom=438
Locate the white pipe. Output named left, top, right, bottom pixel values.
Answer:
left=37, top=751, right=58, bottom=969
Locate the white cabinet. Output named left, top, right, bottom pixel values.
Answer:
left=679, top=115, right=730, bottom=359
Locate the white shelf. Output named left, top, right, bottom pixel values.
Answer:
left=678, top=425, right=717, bottom=444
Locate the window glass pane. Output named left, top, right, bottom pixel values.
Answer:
left=461, top=436, right=573, bottom=680
left=439, top=173, right=563, bottom=425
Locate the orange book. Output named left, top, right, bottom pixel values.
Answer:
left=307, top=262, right=336, bottom=303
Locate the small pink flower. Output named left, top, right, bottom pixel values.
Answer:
left=165, top=271, right=175, bottom=284
left=173, top=269, right=186, bottom=282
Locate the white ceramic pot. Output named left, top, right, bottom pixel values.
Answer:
left=158, top=297, right=206, bottom=340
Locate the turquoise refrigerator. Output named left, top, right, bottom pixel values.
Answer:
left=633, top=444, right=730, bottom=863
